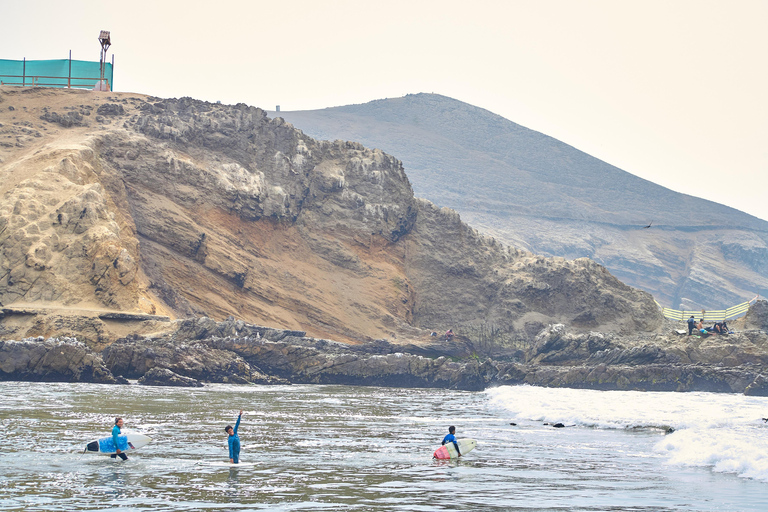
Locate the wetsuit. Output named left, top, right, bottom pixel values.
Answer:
left=111, top=424, right=127, bottom=460
left=228, top=413, right=241, bottom=463
left=687, top=317, right=695, bottom=335
left=442, top=433, right=461, bottom=456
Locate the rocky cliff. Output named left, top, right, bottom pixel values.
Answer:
left=3, top=315, right=767, bottom=395
left=0, top=87, right=661, bottom=350
left=272, top=93, right=768, bottom=310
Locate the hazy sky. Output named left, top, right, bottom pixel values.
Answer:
left=4, top=0, right=767, bottom=222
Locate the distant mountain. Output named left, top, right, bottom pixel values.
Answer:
left=272, top=93, right=768, bottom=309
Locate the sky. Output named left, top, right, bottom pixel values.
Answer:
left=3, top=0, right=767, bottom=222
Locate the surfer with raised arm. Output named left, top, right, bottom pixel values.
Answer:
left=224, top=410, right=243, bottom=464
left=111, top=417, right=128, bottom=460
left=442, top=425, right=461, bottom=457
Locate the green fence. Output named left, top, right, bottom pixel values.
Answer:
left=0, top=58, right=113, bottom=90
left=657, top=295, right=759, bottom=322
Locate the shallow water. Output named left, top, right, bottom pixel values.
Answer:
left=1, top=381, right=766, bottom=511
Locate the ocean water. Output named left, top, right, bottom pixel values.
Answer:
left=0, top=381, right=766, bottom=511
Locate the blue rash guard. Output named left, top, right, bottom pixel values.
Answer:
left=442, top=433, right=461, bottom=455
left=112, top=425, right=121, bottom=449
left=228, top=414, right=241, bottom=463
left=110, top=424, right=128, bottom=459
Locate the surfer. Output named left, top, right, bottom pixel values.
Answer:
left=442, top=425, right=461, bottom=457
left=225, top=410, right=243, bottom=464
left=111, top=417, right=128, bottom=461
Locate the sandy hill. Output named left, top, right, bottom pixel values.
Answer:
left=0, top=86, right=660, bottom=348
left=272, top=93, right=768, bottom=310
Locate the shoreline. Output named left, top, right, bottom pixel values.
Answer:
left=2, top=316, right=767, bottom=395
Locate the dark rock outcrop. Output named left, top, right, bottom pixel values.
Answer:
left=138, top=367, right=203, bottom=387
left=0, top=336, right=116, bottom=383
left=495, top=361, right=763, bottom=393
left=40, top=110, right=87, bottom=127
left=744, top=374, right=768, bottom=396
left=744, top=300, right=768, bottom=331
left=2, top=315, right=768, bottom=394
left=530, top=324, right=616, bottom=363
left=204, top=334, right=494, bottom=391
left=102, top=333, right=287, bottom=385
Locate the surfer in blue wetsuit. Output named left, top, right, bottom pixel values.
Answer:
left=111, top=417, right=128, bottom=460
left=442, top=425, right=461, bottom=457
left=224, top=410, right=243, bottom=464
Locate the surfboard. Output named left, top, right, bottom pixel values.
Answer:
left=84, top=433, right=152, bottom=456
left=433, top=438, right=477, bottom=459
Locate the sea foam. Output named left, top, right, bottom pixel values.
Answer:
left=485, top=385, right=768, bottom=481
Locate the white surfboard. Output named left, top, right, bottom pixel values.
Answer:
left=433, top=438, right=477, bottom=459
left=84, top=433, right=152, bottom=456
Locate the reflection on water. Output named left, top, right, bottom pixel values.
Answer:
left=0, top=381, right=766, bottom=511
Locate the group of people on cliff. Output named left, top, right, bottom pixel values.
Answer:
left=687, top=316, right=729, bottom=336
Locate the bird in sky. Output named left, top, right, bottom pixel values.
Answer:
left=643, top=221, right=653, bottom=229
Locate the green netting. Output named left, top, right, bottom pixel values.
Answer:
left=0, top=58, right=113, bottom=89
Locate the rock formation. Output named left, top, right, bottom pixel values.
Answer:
left=1, top=310, right=766, bottom=393
left=0, top=336, right=115, bottom=383
left=137, top=367, right=203, bottom=387
left=272, top=93, right=768, bottom=310
left=744, top=300, right=768, bottom=331
left=0, top=87, right=661, bottom=350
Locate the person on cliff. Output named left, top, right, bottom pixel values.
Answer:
left=441, top=425, right=461, bottom=457
left=111, top=417, right=128, bottom=461
left=687, top=316, right=696, bottom=335
left=224, top=410, right=243, bottom=464
left=445, top=329, right=454, bottom=341
left=714, top=320, right=730, bottom=334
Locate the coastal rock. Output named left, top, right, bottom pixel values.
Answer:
left=530, top=324, right=616, bottom=363
left=1, top=87, right=661, bottom=352
left=743, top=374, right=768, bottom=396
left=39, top=110, right=87, bottom=127
left=204, top=335, right=494, bottom=391
left=0, top=336, right=116, bottom=383
left=495, top=361, right=762, bottom=393
left=2, top=316, right=768, bottom=394
left=137, top=367, right=203, bottom=387
left=744, top=300, right=768, bottom=331
left=102, top=334, right=287, bottom=384
left=171, top=317, right=304, bottom=344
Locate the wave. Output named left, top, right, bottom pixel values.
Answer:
left=485, top=385, right=768, bottom=481
left=655, top=427, right=768, bottom=482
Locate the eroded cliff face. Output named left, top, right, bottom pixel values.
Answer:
left=0, top=87, right=661, bottom=347
left=403, top=200, right=660, bottom=348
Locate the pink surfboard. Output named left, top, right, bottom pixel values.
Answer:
left=433, top=438, right=477, bottom=459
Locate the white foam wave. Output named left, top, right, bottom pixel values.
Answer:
left=485, top=385, right=768, bottom=430
left=485, top=385, right=768, bottom=481
left=655, top=427, right=768, bottom=481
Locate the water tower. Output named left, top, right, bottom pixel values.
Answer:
left=97, top=30, right=111, bottom=91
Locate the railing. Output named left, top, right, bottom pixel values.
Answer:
left=0, top=74, right=110, bottom=90
left=0, top=53, right=113, bottom=90
left=658, top=295, right=759, bottom=321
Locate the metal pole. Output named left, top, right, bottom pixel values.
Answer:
left=22, top=58, right=25, bottom=86
left=111, top=53, right=114, bottom=90
left=68, top=50, right=71, bottom=88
